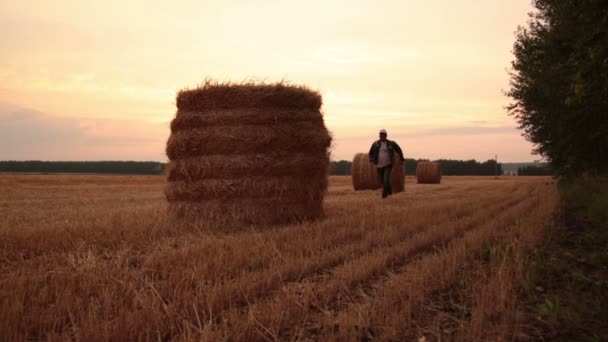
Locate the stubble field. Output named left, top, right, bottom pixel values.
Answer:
left=0, top=174, right=557, bottom=341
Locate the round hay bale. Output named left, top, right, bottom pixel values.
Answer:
left=391, top=154, right=405, bottom=193
left=165, top=81, right=332, bottom=224
left=416, top=161, right=442, bottom=184
left=351, top=153, right=381, bottom=190
left=352, top=153, right=405, bottom=192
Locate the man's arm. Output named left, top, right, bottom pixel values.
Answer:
left=368, top=143, right=376, bottom=164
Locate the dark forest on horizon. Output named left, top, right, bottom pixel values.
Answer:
left=0, top=159, right=551, bottom=176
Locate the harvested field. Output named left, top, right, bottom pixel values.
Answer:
left=0, top=174, right=557, bottom=341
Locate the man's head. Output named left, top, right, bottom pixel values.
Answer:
left=379, top=129, right=387, bottom=141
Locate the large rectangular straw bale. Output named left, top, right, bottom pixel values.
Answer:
left=165, top=81, right=332, bottom=225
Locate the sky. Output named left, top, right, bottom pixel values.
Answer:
left=0, top=0, right=539, bottom=162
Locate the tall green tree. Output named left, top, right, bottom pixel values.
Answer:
left=507, top=0, right=608, bottom=176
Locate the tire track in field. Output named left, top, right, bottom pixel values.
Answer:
left=285, top=197, right=539, bottom=341
left=163, top=188, right=525, bottom=319
left=135, top=183, right=514, bottom=277
left=114, top=188, right=521, bottom=337
left=314, top=190, right=548, bottom=340
left=0, top=181, right=528, bottom=338
left=188, top=188, right=534, bottom=337
left=166, top=182, right=520, bottom=281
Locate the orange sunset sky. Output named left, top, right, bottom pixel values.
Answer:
left=1, top=0, right=538, bottom=162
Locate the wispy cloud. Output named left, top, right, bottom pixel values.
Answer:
left=0, top=0, right=536, bottom=162
left=406, top=125, right=519, bottom=137
left=0, top=103, right=166, bottom=161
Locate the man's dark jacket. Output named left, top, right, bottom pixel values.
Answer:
left=368, top=140, right=405, bottom=165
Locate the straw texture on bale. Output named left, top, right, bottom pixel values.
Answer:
left=176, top=81, right=322, bottom=111
left=165, top=81, right=332, bottom=224
left=166, top=154, right=326, bottom=181
left=166, top=124, right=330, bottom=159
left=352, top=153, right=405, bottom=193
left=391, top=155, right=405, bottom=193
left=352, top=153, right=381, bottom=190
left=416, top=161, right=442, bottom=184
left=165, top=176, right=326, bottom=201
left=171, top=109, right=323, bottom=131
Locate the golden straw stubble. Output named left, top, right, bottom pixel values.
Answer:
left=167, top=198, right=323, bottom=225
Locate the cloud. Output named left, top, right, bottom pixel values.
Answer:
left=0, top=104, right=84, bottom=144
left=0, top=103, right=166, bottom=161
left=406, top=125, right=519, bottom=137
left=283, top=40, right=420, bottom=78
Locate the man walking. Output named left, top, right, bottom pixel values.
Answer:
left=368, top=129, right=405, bottom=198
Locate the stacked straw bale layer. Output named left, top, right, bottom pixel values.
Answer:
left=416, top=161, right=442, bottom=184
left=165, top=82, right=332, bottom=224
left=352, top=153, right=405, bottom=193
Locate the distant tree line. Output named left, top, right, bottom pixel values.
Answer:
left=517, top=165, right=553, bottom=176
left=330, top=160, right=352, bottom=175
left=0, top=161, right=165, bottom=175
left=2, top=159, right=516, bottom=176
left=330, top=159, right=503, bottom=176
left=432, top=159, right=502, bottom=176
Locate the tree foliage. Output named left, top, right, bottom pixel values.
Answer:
left=518, top=164, right=554, bottom=176
left=329, top=160, right=352, bottom=175
left=434, top=159, right=502, bottom=176
left=507, top=0, right=608, bottom=176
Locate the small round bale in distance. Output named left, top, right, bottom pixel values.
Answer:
left=416, top=161, right=442, bottom=184
left=352, top=153, right=405, bottom=193
left=165, top=81, right=332, bottom=224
